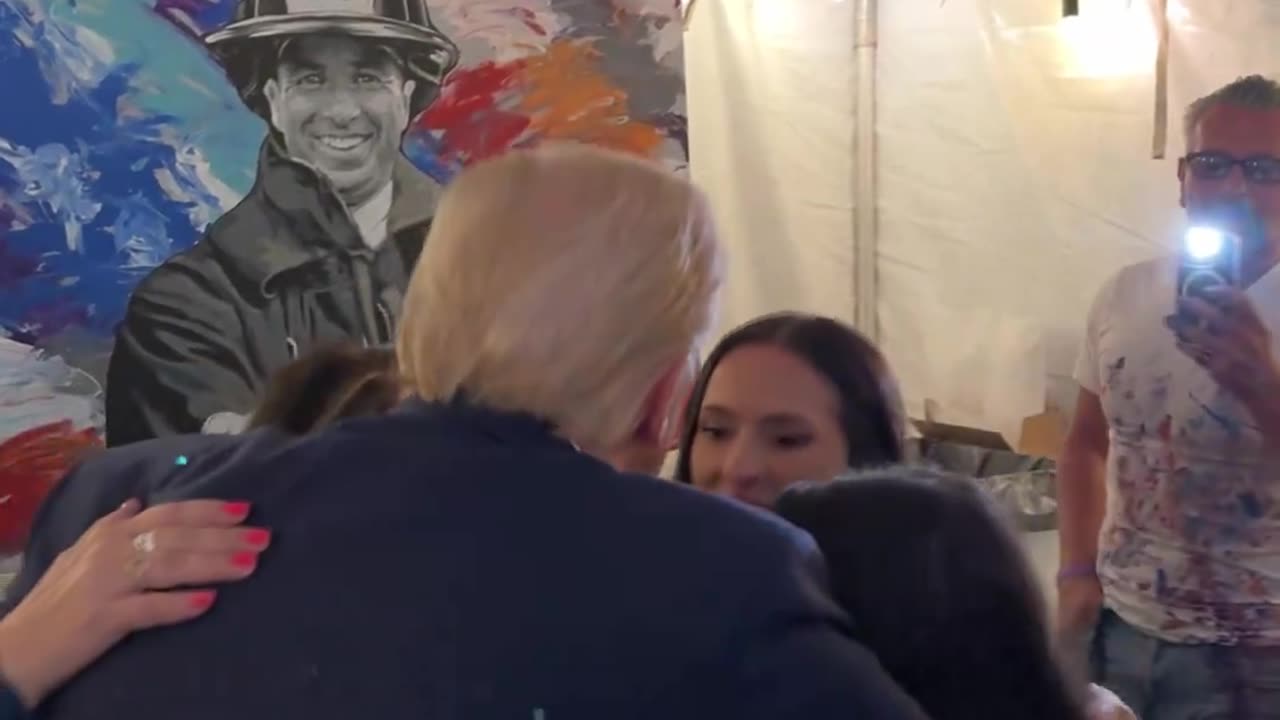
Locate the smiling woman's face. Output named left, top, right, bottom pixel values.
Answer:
left=688, top=343, right=849, bottom=509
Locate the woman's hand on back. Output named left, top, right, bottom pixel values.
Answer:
left=0, top=499, right=270, bottom=708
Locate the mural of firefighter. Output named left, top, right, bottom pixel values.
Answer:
left=0, top=0, right=685, bottom=554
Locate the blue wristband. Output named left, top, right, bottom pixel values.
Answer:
left=1056, top=562, right=1097, bottom=582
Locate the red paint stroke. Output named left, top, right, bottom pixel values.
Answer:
left=419, top=60, right=532, bottom=166
left=419, top=39, right=667, bottom=167
left=0, top=420, right=102, bottom=556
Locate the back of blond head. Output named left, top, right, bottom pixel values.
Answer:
left=397, top=143, right=723, bottom=450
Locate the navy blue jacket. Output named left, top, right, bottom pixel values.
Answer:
left=19, top=400, right=927, bottom=720
left=2, top=429, right=285, bottom=617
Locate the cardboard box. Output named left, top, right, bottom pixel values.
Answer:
left=909, top=418, right=1011, bottom=451
left=1017, top=409, right=1067, bottom=461
left=911, top=402, right=1068, bottom=461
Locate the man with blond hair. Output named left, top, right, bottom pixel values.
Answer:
left=20, top=144, right=927, bottom=720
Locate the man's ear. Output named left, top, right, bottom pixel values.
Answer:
left=665, top=377, right=694, bottom=451
left=402, top=79, right=417, bottom=112
left=394, top=79, right=418, bottom=139
left=263, top=78, right=284, bottom=133
left=634, top=361, right=685, bottom=447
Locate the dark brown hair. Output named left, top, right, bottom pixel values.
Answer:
left=248, top=344, right=399, bottom=435
left=673, top=312, right=904, bottom=483
left=775, top=467, right=1087, bottom=720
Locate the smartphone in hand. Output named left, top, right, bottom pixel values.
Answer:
left=1178, top=225, right=1241, bottom=303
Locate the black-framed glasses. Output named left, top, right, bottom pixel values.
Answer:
left=1183, top=151, right=1280, bottom=185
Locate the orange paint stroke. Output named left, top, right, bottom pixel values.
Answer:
left=513, top=40, right=665, bottom=157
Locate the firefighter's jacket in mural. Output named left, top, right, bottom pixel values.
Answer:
left=104, top=140, right=440, bottom=447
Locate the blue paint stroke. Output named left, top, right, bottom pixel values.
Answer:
left=0, top=0, right=258, bottom=347
left=1238, top=492, right=1263, bottom=519
left=1188, top=389, right=1252, bottom=437
left=402, top=131, right=461, bottom=185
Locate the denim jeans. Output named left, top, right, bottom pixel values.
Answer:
left=1090, top=609, right=1280, bottom=720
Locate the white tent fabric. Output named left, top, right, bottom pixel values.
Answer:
left=685, top=0, right=857, bottom=333
left=686, top=0, right=1280, bottom=441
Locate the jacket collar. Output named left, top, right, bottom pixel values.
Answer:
left=394, top=395, right=580, bottom=454
left=215, top=138, right=442, bottom=293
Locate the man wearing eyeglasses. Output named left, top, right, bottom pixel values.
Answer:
left=1058, top=74, right=1280, bottom=720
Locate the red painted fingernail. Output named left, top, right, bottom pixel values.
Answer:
left=189, top=591, right=217, bottom=611
left=231, top=552, right=258, bottom=569
left=222, top=501, right=251, bottom=518
left=242, top=529, right=271, bottom=547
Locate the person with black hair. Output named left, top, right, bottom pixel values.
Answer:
left=247, top=344, right=399, bottom=435
left=776, top=466, right=1135, bottom=720
left=674, top=312, right=904, bottom=508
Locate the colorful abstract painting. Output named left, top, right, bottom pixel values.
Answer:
left=0, top=0, right=686, bottom=557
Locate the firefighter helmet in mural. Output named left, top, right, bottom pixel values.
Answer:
left=204, top=0, right=461, bottom=120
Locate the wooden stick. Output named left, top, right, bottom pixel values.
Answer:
left=682, top=0, right=700, bottom=30
left=1152, top=0, right=1170, bottom=159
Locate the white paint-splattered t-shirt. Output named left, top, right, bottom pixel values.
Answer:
left=1075, top=257, right=1280, bottom=644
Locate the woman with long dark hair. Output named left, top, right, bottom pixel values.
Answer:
left=674, top=312, right=904, bottom=508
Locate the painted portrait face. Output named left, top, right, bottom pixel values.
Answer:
left=263, top=34, right=417, bottom=207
